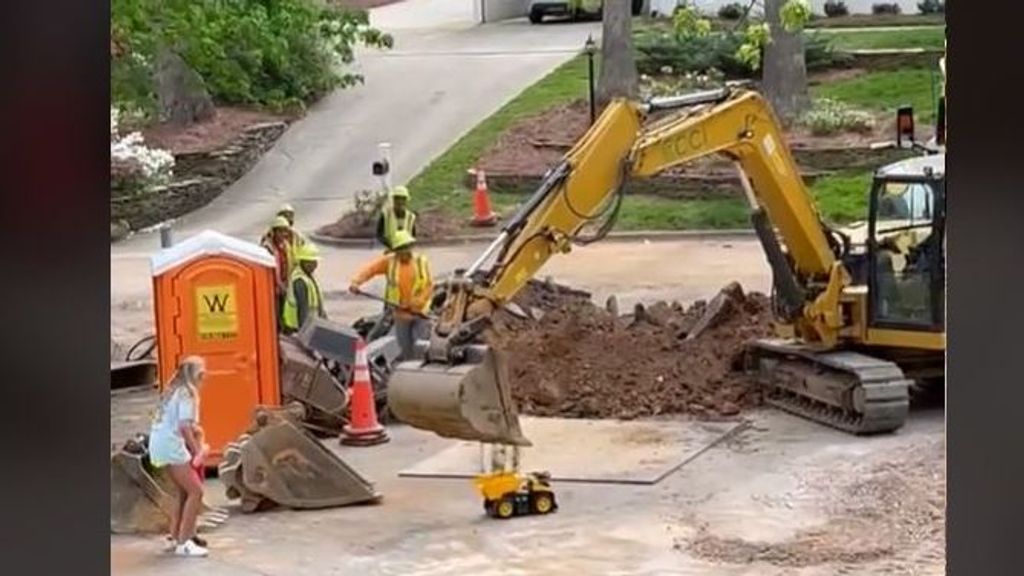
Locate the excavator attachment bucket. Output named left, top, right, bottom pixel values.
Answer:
left=387, top=345, right=531, bottom=447
left=110, top=439, right=227, bottom=534
left=218, top=411, right=381, bottom=512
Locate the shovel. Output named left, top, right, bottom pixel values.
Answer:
left=351, top=288, right=435, bottom=321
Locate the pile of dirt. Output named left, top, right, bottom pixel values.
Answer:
left=317, top=206, right=463, bottom=241
left=490, top=281, right=775, bottom=420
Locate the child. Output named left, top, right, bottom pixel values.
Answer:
left=149, top=356, right=210, bottom=557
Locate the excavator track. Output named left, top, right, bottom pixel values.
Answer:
left=749, top=339, right=911, bottom=435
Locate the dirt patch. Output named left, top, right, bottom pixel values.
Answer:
left=317, top=206, right=464, bottom=241
left=681, top=437, right=946, bottom=571
left=477, top=94, right=895, bottom=179
left=490, top=280, right=774, bottom=420
left=142, top=106, right=292, bottom=155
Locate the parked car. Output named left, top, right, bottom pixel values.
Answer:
left=528, top=0, right=644, bottom=24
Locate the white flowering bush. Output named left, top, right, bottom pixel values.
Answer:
left=639, top=69, right=726, bottom=100
left=111, top=106, right=175, bottom=194
left=800, top=99, right=876, bottom=136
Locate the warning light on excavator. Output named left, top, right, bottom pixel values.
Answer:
left=896, top=106, right=915, bottom=149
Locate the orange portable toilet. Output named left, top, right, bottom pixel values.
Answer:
left=150, top=230, right=281, bottom=467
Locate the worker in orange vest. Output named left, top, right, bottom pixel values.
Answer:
left=349, top=230, right=433, bottom=360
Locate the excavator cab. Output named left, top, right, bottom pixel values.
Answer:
left=866, top=155, right=946, bottom=332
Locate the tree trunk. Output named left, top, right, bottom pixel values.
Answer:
left=597, top=0, right=638, bottom=105
left=762, top=0, right=810, bottom=125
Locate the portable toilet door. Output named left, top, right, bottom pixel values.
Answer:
left=150, top=230, right=282, bottom=466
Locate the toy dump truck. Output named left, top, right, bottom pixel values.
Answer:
left=474, top=471, right=557, bottom=519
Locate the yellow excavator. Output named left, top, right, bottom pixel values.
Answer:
left=386, top=84, right=945, bottom=446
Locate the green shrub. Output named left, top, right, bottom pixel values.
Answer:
left=717, top=3, right=745, bottom=20
left=800, top=98, right=875, bottom=136
left=917, top=0, right=945, bottom=14
left=634, top=26, right=848, bottom=79
left=872, top=3, right=902, bottom=14
left=110, top=0, right=392, bottom=117
left=823, top=1, right=849, bottom=17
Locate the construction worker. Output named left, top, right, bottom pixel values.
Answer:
left=276, top=203, right=307, bottom=245
left=281, top=242, right=327, bottom=334
left=349, top=230, right=433, bottom=360
left=260, top=216, right=298, bottom=324
left=376, top=186, right=417, bottom=251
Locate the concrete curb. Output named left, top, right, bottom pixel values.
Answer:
left=308, top=229, right=756, bottom=249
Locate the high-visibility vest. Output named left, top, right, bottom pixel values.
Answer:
left=382, top=205, right=416, bottom=248
left=385, top=254, right=431, bottom=314
left=281, top=268, right=323, bottom=331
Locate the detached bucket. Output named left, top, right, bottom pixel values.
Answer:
left=387, top=345, right=531, bottom=447
left=218, top=415, right=382, bottom=512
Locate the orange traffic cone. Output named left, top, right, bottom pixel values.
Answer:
left=341, top=337, right=389, bottom=446
left=470, top=169, right=498, bottom=227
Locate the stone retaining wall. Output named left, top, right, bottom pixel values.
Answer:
left=111, top=121, right=288, bottom=236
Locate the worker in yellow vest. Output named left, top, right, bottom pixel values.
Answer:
left=349, top=230, right=433, bottom=360
left=375, top=186, right=417, bottom=251
left=281, top=242, right=326, bottom=334
left=276, top=203, right=307, bottom=246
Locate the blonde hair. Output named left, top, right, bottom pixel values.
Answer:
left=159, top=355, right=206, bottom=407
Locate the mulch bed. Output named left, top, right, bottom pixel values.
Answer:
left=141, top=107, right=292, bottom=155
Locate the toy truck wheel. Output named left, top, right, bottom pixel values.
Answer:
left=495, top=496, right=516, bottom=519
left=532, top=492, right=555, bottom=514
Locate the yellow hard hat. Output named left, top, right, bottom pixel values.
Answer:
left=390, top=230, right=416, bottom=251
left=390, top=186, right=410, bottom=200
left=271, top=215, right=290, bottom=229
left=278, top=203, right=295, bottom=215
left=296, top=242, right=321, bottom=262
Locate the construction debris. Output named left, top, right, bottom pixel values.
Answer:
left=491, top=280, right=774, bottom=420
left=218, top=407, right=382, bottom=513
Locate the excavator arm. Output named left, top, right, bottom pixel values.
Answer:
left=388, top=87, right=854, bottom=445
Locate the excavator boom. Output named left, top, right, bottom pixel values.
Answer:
left=388, top=86, right=918, bottom=443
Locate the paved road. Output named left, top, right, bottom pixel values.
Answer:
left=112, top=0, right=599, bottom=254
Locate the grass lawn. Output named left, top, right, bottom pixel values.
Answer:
left=817, top=27, right=945, bottom=51
left=812, top=67, right=941, bottom=123
left=805, top=13, right=946, bottom=29
left=408, top=54, right=592, bottom=209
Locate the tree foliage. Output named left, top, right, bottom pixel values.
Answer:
left=671, top=0, right=811, bottom=72
left=111, top=0, right=393, bottom=118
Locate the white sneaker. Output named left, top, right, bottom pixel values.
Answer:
left=174, top=539, right=209, bottom=557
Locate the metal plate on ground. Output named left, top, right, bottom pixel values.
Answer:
left=399, top=417, right=742, bottom=485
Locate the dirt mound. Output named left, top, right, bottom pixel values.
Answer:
left=490, top=281, right=774, bottom=420
left=317, top=206, right=463, bottom=241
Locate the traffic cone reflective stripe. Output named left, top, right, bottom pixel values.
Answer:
left=471, top=169, right=498, bottom=227
left=341, top=338, right=389, bottom=446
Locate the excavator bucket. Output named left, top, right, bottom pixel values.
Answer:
left=386, top=345, right=531, bottom=447
left=110, top=439, right=227, bottom=534
left=218, top=411, right=381, bottom=512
